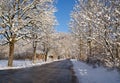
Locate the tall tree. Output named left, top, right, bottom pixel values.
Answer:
left=0, top=0, right=56, bottom=66
left=70, top=0, right=120, bottom=67
left=24, top=0, right=57, bottom=63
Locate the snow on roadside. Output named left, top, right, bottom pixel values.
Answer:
left=71, top=59, right=120, bottom=83
left=0, top=59, right=63, bottom=70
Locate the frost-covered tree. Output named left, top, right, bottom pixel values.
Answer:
left=70, top=0, right=95, bottom=60
left=0, top=0, right=56, bottom=66
left=70, top=0, right=120, bottom=67
left=50, top=33, right=79, bottom=59
left=23, top=0, right=57, bottom=63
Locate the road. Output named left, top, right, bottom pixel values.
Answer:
left=0, top=59, right=78, bottom=83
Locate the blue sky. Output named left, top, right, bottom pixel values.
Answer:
left=55, top=0, right=75, bottom=32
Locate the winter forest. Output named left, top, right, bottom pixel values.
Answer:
left=0, top=0, right=120, bottom=83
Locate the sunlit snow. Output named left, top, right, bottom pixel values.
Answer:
left=71, top=59, right=120, bottom=83
left=0, top=59, right=63, bottom=70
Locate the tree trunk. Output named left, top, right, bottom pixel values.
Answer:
left=88, top=25, right=92, bottom=57
left=33, top=41, right=37, bottom=63
left=33, top=46, right=37, bottom=63
left=79, top=38, right=82, bottom=60
left=86, top=21, right=92, bottom=57
left=45, top=49, right=48, bottom=62
left=88, top=41, right=92, bottom=57
left=43, top=43, right=49, bottom=62
left=8, top=42, right=15, bottom=67
left=45, top=54, right=47, bottom=62
left=116, top=43, right=120, bottom=59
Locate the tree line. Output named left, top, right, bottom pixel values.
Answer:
left=0, top=0, right=57, bottom=66
left=70, top=0, right=120, bottom=68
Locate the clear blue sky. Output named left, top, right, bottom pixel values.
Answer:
left=55, top=0, right=75, bottom=32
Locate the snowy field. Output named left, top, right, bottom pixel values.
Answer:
left=0, top=59, right=62, bottom=70
left=71, top=59, right=120, bottom=83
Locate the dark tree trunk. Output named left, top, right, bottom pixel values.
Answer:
left=33, top=46, right=37, bottom=63
left=88, top=41, right=92, bottom=57
left=45, top=54, right=47, bottom=62
left=45, top=49, right=48, bottom=62
left=8, top=42, right=15, bottom=67
left=43, top=43, right=49, bottom=62
left=88, top=23, right=92, bottom=57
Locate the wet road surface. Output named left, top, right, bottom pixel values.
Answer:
left=0, top=60, right=78, bottom=83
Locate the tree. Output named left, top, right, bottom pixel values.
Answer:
left=24, top=0, right=57, bottom=63
left=70, top=0, right=120, bottom=67
left=0, top=0, right=56, bottom=66
left=70, top=0, right=95, bottom=60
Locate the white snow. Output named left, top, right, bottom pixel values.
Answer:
left=71, top=59, right=120, bottom=83
left=0, top=59, right=63, bottom=70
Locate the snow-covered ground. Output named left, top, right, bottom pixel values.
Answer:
left=0, top=59, right=62, bottom=70
left=71, top=59, right=120, bottom=83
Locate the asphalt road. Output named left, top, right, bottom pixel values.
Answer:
left=0, top=59, right=78, bottom=83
